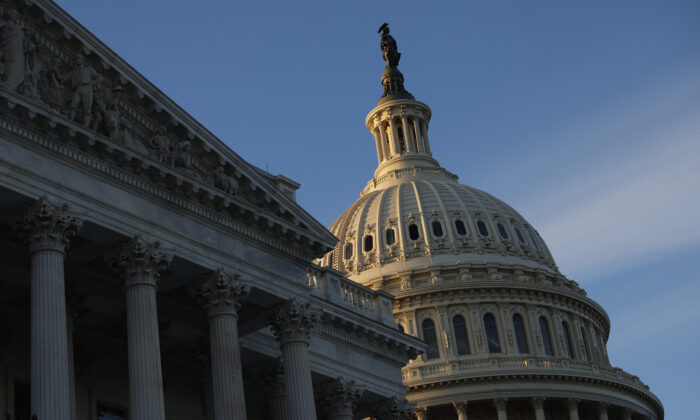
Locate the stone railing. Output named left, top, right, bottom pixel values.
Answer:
left=307, top=265, right=396, bottom=327
left=402, top=355, right=654, bottom=393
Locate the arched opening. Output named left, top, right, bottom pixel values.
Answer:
left=364, top=235, right=373, bottom=252
left=455, top=220, right=467, bottom=236
left=408, top=224, right=420, bottom=240
left=431, top=220, right=444, bottom=237
left=385, top=228, right=396, bottom=245
left=477, top=220, right=489, bottom=237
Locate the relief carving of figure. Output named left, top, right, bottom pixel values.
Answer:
left=213, top=166, right=238, bottom=195
left=21, top=34, right=38, bottom=98
left=62, top=54, right=102, bottom=126
left=91, top=84, right=121, bottom=139
left=118, top=119, right=149, bottom=156
left=39, top=57, right=65, bottom=111
left=149, top=127, right=172, bottom=164
left=0, top=13, right=25, bottom=90
left=171, top=140, right=192, bottom=169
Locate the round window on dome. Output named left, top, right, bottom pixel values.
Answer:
left=408, top=223, right=420, bottom=240
left=344, top=243, right=353, bottom=260
left=476, top=220, right=489, bottom=237
left=431, top=221, right=444, bottom=237
left=364, top=235, right=374, bottom=252
left=385, top=228, right=396, bottom=245
left=455, top=220, right=467, bottom=236
left=497, top=223, right=509, bottom=239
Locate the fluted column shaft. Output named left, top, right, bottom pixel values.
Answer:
left=413, top=118, right=423, bottom=152
left=379, top=124, right=390, bottom=159
left=532, top=398, right=545, bottom=420
left=108, top=236, right=172, bottom=420
left=270, top=300, right=318, bottom=420
left=420, top=120, right=431, bottom=154
left=374, top=128, right=384, bottom=164
left=567, top=399, right=580, bottom=420
left=125, top=274, right=165, bottom=420
left=401, top=117, right=414, bottom=152
left=390, top=119, right=401, bottom=154
left=597, top=403, right=609, bottom=420
left=267, top=375, right=286, bottom=420
left=453, top=402, right=468, bottom=420
left=16, top=198, right=82, bottom=420
left=193, top=270, right=250, bottom=420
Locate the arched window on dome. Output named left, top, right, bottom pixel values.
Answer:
left=344, top=243, right=353, bottom=260
left=408, top=224, right=420, bottom=241
left=452, top=315, right=470, bottom=355
left=421, top=319, right=440, bottom=359
left=580, top=325, right=589, bottom=361
left=512, top=314, right=529, bottom=354
left=483, top=313, right=501, bottom=353
left=528, top=231, right=540, bottom=250
left=385, top=228, right=396, bottom=245
left=364, top=235, right=373, bottom=252
left=476, top=220, right=489, bottom=237
left=497, top=223, right=509, bottom=239
left=514, top=226, right=525, bottom=244
left=539, top=316, right=554, bottom=356
left=562, top=321, right=574, bottom=358
left=455, top=220, right=467, bottom=236
left=431, top=220, right=444, bottom=237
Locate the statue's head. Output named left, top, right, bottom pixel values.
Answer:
left=378, top=23, right=390, bottom=35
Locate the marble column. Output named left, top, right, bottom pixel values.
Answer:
left=390, top=119, right=401, bottom=154
left=269, top=299, right=319, bottom=420
left=532, top=397, right=546, bottom=420
left=566, top=399, right=580, bottom=420
left=65, top=287, right=84, bottom=420
left=413, top=118, right=423, bottom=152
left=15, top=197, right=82, bottom=420
left=494, top=398, right=508, bottom=420
left=374, top=127, right=384, bottom=164
left=597, top=403, right=609, bottom=420
left=379, top=123, right=391, bottom=159
left=401, top=117, right=414, bottom=152
left=193, top=269, right=250, bottom=420
left=317, top=377, right=363, bottom=420
left=107, top=236, right=172, bottom=420
left=621, top=408, right=633, bottom=420
left=453, top=401, right=468, bottom=420
left=420, top=120, right=431, bottom=154
left=262, top=359, right=286, bottom=420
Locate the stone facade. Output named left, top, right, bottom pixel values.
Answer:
left=0, top=2, right=425, bottom=420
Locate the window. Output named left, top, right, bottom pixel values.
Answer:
left=476, top=220, right=489, bottom=237
left=386, top=228, right=396, bottom=245
left=328, top=252, right=333, bottom=267
left=497, top=223, right=509, bottom=239
left=455, top=220, right=467, bottom=236
left=528, top=232, right=540, bottom=250
left=539, top=317, right=554, bottom=356
left=580, top=326, right=589, bottom=361
left=364, top=235, right=373, bottom=252
left=483, top=313, right=501, bottom=353
left=431, top=220, right=444, bottom=237
left=562, top=321, right=574, bottom=358
left=408, top=223, right=420, bottom=240
left=422, top=319, right=440, bottom=359
left=344, top=243, right=353, bottom=260
left=452, top=315, right=471, bottom=355
left=514, top=227, right=525, bottom=244
left=512, top=314, right=529, bottom=354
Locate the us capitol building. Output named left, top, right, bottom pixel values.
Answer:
left=0, top=1, right=662, bottom=420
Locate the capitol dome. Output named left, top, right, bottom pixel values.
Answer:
left=319, top=24, right=662, bottom=420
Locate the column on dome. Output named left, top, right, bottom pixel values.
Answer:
left=374, top=125, right=385, bottom=164
left=378, top=121, right=391, bottom=159
left=494, top=398, right=508, bottom=420
left=413, top=117, right=424, bottom=153
left=401, top=113, right=414, bottom=153
left=316, top=377, right=363, bottom=420
left=597, top=403, right=609, bottom=420
left=269, top=299, right=319, bottom=420
left=15, top=197, right=82, bottom=420
left=390, top=117, right=401, bottom=155
left=192, top=269, right=250, bottom=420
left=420, top=120, right=431, bottom=154
left=621, top=408, right=633, bottom=420
left=107, top=236, right=172, bottom=420
left=566, top=399, right=580, bottom=420
left=532, top=397, right=546, bottom=420
left=415, top=407, right=428, bottom=420
left=453, top=401, right=468, bottom=420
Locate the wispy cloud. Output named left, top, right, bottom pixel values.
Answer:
left=523, top=68, right=700, bottom=281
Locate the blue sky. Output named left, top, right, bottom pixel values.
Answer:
left=55, top=1, right=700, bottom=417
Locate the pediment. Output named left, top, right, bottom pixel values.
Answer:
left=0, top=0, right=336, bottom=258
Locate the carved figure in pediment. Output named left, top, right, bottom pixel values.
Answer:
left=171, top=140, right=192, bottom=169
left=149, top=127, right=172, bottom=164
left=62, top=54, right=102, bottom=126
left=91, top=84, right=121, bottom=139
left=20, top=34, right=39, bottom=99
left=0, top=13, right=25, bottom=90
left=39, top=57, right=66, bottom=111
left=213, top=166, right=239, bottom=195
left=119, top=119, right=149, bottom=156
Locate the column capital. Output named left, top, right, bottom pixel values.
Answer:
left=269, top=298, right=319, bottom=345
left=597, top=402, right=609, bottom=414
left=621, top=407, right=633, bottom=420
left=531, top=397, right=545, bottom=410
left=453, top=400, right=468, bottom=414
left=371, top=397, right=415, bottom=420
left=15, top=197, right=82, bottom=254
left=566, top=399, right=580, bottom=410
left=192, top=269, right=250, bottom=318
left=106, top=235, right=172, bottom=289
left=415, top=407, right=428, bottom=420
left=494, top=398, right=508, bottom=411
left=316, top=377, right=364, bottom=415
